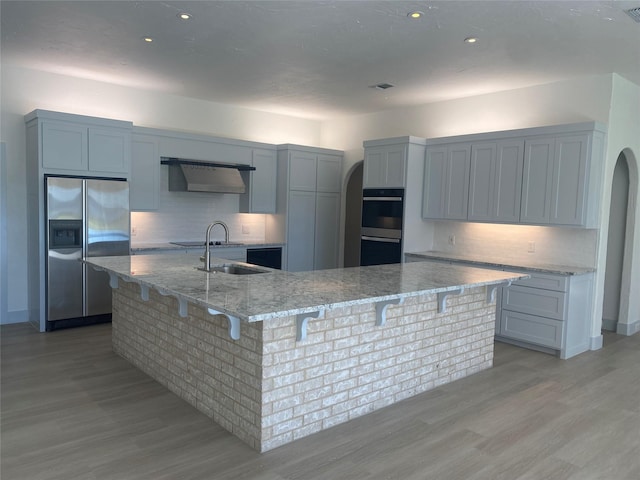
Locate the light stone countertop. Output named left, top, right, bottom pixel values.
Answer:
left=85, top=255, right=528, bottom=323
left=405, top=251, right=595, bottom=276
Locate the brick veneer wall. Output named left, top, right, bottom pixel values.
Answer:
left=112, top=282, right=495, bottom=452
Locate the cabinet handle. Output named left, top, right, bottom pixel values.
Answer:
left=361, top=236, right=401, bottom=244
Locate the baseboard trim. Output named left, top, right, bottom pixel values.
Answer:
left=601, top=318, right=617, bottom=332
left=0, top=309, right=30, bottom=325
left=616, top=320, right=640, bottom=336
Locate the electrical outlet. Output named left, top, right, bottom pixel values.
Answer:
left=131, top=226, right=137, bottom=236
left=528, top=241, right=535, bottom=253
left=242, top=224, right=250, bottom=235
left=448, top=234, right=456, bottom=246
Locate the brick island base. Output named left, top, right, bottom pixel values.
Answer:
left=112, top=282, right=496, bottom=452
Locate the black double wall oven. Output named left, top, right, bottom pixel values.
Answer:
left=360, top=188, right=404, bottom=266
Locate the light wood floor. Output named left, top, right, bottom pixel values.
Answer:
left=2, top=323, right=639, bottom=480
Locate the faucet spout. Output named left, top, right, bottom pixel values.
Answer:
left=203, top=221, right=230, bottom=271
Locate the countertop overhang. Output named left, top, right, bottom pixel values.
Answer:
left=85, top=254, right=529, bottom=323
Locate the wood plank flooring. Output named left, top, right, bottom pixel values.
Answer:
left=2, top=323, right=639, bottom=479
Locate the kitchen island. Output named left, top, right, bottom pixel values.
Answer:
left=85, top=254, right=527, bottom=452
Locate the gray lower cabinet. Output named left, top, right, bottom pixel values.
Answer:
left=497, top=271, right=593, bottom=359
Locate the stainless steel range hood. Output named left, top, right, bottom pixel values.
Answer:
left=161, top=158, right=255, bottom=194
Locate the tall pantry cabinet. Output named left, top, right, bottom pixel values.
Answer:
left=275, top=145, right=343, bottom=272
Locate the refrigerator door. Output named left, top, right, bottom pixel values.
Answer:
left=48, top=248, right=83, bottom=320
left=47, top=176, right=82, bottom=220
left=46, top=177, right=83, bottom=322
left=85, top=179, right=130, bottom=316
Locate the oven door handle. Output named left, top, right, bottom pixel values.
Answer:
left=362, top=197, right=403, bottom=202
left=361, top=236, right=401, bottom=244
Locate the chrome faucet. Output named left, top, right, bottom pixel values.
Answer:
left=202, top=221, right=229, bottom=271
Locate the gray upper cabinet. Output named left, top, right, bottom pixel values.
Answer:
left=423, top=122, right=605, bottom=228
left=550, top=134, right=589, bottom=226
left=289, top=151, right=318, bottom=191
left=316, top=155, right=342, bottom=192
left=423, top=143, right=470, bottom=220
left=240, top=148, right=278, bottom=214
left=468, top=139, right=523, bottom=223
left=363, top=144, right=407, bottom=188
left=30, top=110, right=132, bottom=177
left=522, top=133, right=592, bottom=226
left=521, top=137, right=555, bottom=224
left=130, top=134, right=160, bottom=211
left=42, top=121, right=88, bottom=171
left=88, top=127, right=131, bottom=173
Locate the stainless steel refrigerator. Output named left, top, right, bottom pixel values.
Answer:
left=46, top=176, right=129, bottom=329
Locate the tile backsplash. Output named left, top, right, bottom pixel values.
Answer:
left=430, top=221, right=598, bottom=267
left=130, top=167, right=266, bottom=244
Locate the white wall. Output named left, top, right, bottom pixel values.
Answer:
left=0, top=65, right=322, bottom=323
left=594, top=75, right=640, bottom=336
left=321, top=74, right=615, bottom=172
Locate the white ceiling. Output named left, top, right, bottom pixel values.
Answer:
left=2, top=1, right=639, bottom=120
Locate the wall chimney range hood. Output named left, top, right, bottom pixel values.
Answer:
left=161, top=157, right=255, bottom=194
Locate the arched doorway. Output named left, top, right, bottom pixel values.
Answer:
left=602, top=149, right=638, bottom=335
left=343, top=161, right=363, bottom=267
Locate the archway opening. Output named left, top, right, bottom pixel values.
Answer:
left=343, top=161, right=363, bottom=267
left=602, top=152, right=630, bottom=331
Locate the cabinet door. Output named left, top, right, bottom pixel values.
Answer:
left=502, top=285, right=566, bottom=320
left=500, top=309, right=563, bottom=349
left=289, top=151, right=317, bottom=191
left=444, top=144, right=471, bottom=220
left=363, top=148, right=386, bottom=188
left=550, top=134, right=588, bottom=226
left=385, top=145, right=406, bottom=188
left=316, top=154, right=342, bottom=193
left=130, top=136, right=160, bottom=211
left=88, top=127, right=130, bottom=174
left=467, top=142, right=496, bottom=221
left=423, top=146, right=447, bottom=219
left=521, top=138, right=554, bottom=224
left=286, top=190, right=316, bottom=272
left=314, top=192, right=340, bottom=270
left=42, top=121, right=88, bottom=171
left=249, top=148, right=277, bottom=213
left=493, top=139, right=524, bottom=222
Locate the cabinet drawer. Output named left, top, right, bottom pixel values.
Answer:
left=502, top=285, right=566, bottom=320
left=500, top=310, right=563, bottom=349
left=512, top=272, right=568, bottom=292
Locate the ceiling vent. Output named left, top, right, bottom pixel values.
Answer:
left=370, top=83, right=395, bottom=90
left=625, top=7, right=640, bottom=22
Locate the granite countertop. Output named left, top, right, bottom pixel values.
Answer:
left=405, top=251, right=595, bottom=275
left=84, top=255, right=528, bottom=323
left=131, top=241, right=285, bottom=252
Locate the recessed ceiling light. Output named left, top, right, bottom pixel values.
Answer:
left=407, top=11, right=424, bottom=19
left=464, top=37, right=478, bottom=44
left=143, top=36, right=154, bottom=43
left=177, top=12, right=192, bottom=20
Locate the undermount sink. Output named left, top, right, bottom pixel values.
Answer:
left=202, top=263, right=269, bottom=275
